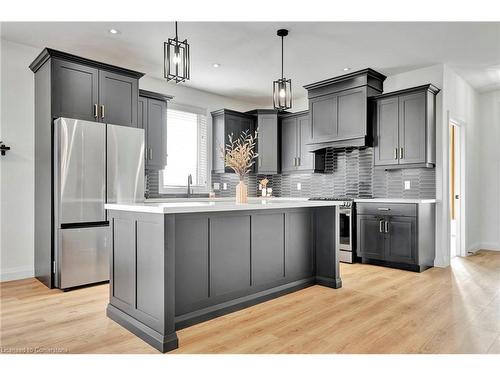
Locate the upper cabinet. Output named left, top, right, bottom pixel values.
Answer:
left=30, top=48, right=144, bottom=127
left=138, top=90, right=173, bottom=170
left=372, top=84, right=440, bottom=169
left=211, top=109, right=256, bottom=174
left=279, top=111, right=318, bottom=174
left=304, top=69, right=386, bottom=150
left=246, top=110, right=279, bottom=174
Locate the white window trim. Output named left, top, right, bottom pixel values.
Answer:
left=158, top=103, right=211, bottom=195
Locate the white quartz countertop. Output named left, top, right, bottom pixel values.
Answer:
left=354, top=198, right=437, bottom=204
left=105, top=197, right=341, bottom=214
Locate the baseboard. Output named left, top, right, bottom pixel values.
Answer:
left=0, top=266, right=34, bottom=282
left=467, top=243, right=500, bottom=254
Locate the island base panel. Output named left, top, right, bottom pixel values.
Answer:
left=107, top=304, right=179, bottom=353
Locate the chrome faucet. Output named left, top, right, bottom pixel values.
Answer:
left=187, top=174, right=193, bottom=198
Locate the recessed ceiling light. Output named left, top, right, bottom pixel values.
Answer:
left=109, top=28, right=120, bottom=35
left=212, top=63, right=220, bottom=68
left=343, top=67, right=350, bottom=72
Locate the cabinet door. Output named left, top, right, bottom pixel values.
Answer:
left=296, top=114, right=314, bottom=171
left=281, top=117, right=298, bottom=173
left=337, top=88, right=366, bottom=140
left=138, top=97, right=148, bottom=165
left=374, top=97, right=399, bottom=166
left=385, top=216, right=416, bottom=264
left=357, top=215, right=385, bottom=260
left=99, top=70, right=138, bottom=127
left=52, top=59, right=99, bottom=121
left=212, top=114, right=225, bottom=173
left=146, top=98, right=167, bottom=170
left=310, top=93, right=337, bottom=142
left=256, top=114, right=278, bottom=174
left=224, top=115, right=255, bottom=173
left=398, top=92, right=426, bottom=165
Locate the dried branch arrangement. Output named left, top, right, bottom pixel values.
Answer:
left=220, top=130, right=258, bottom=180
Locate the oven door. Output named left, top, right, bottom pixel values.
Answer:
left=339, top=208, right=352, bottom=251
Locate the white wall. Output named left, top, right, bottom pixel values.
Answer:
left=0, top=39, right=257, bottom=281
left=442, top=66, right=482, bottom=257
left=0, top=39, right=39, bottom=281
left=476, top=90, right=500, bottom=251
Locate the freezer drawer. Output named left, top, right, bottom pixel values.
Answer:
left=58, top=226, right=110, bottom=289
left=54, top=118, right=106, bottom=224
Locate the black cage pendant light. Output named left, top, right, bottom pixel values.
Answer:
left=164, top=21, right=190, bottom=83
left=273, top=29, right=292, bottom=110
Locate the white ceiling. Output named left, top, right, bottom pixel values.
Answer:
left=2, top=22, right=499, bottom=106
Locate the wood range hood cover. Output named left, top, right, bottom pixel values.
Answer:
left=303, top=68, right=386, bottom=151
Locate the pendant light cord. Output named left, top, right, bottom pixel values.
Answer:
left=281, top=35, right=284, bottom=80
left=175, top=21, right=178, bottom=42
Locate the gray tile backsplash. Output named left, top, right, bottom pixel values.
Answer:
left=146, top=147, right=436, bottom=200
left=211, top=147, right=436, bottom=199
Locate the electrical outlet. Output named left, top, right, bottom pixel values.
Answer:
left=213, top=182, right=220, bottom=190
left=222, top=182, right=228, bottom=190
left=404, top=180, right=411, bottom=190
left=296, top=183, right=302, bottom=191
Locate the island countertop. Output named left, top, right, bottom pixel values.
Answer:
left=105, top=197, right=342, bottom=214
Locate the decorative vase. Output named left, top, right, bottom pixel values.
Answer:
left=235, top=179, right=248, bottom=204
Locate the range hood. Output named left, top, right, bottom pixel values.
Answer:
left=303, top=68, right=386, bottom=151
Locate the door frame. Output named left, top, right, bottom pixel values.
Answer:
left=448, top=115, right=467, bottom=258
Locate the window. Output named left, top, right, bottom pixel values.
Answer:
left=160, top=105, right=208, bottom=193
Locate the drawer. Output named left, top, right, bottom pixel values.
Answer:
left=356, top=202, right=417, bottom=217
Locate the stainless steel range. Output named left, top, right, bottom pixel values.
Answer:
left=309, top=197, right=356, bottom=264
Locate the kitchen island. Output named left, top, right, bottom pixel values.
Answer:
left=104, top=198, right=342, bottom=352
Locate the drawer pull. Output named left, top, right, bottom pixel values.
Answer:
left=379, top=220, right=384, bottom=233
left=385, top=221, right=389, bottom=233
left=377, top=207, right=391, bottom=211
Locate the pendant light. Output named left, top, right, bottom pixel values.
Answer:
left=273, top=29, right=292, bottom=110
left=164, top=21, right=190, bottom=83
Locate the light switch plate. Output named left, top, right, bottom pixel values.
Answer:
left=404, top=180, right=411, bottom=190
left=296, top=183, right=302, bottom=191
left=222, top=183, right=228, bottom=190
left=213, top=182, right=220, bottom=190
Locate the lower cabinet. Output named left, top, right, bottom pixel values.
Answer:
left=356, top=202, right=434, bottom=272
left=358, top=215, right=385, bottom=260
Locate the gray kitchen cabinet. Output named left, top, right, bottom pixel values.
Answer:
left=30, top=48, right=144, bottom=289
left=52, top=59, right=99, bottom=122
left=310, top=93, right=337, bottom=142
left=385, top=216, right=416, bottom=264
left=374, top=97, right=399, bottom=166
left=42, top=49, right=144, bottom=127
left=297, top=114, right=315, bottom=172
left=246, top=110, right=279, bottom=174
left=357, top=215, right=385, bottom=260
left=373, top=84, right=440, bottom=169
left=356, top=202, right=435, bottom=272
left=279, top=111, right=316, bottom=174
left=99, top=70, right=138, bottom=127
left=304, top=69, right=386, bottom=150
left=211, top=109, right=256, bottom=173
left=138, top=90, right=172, bottom=170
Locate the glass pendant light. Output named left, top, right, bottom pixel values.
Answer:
left=273, top=29, right=292, bottom=110
left=164, top=21, right=190, bottom=83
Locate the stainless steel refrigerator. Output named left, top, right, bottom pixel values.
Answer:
left=53, top=118, right=144, bottom=289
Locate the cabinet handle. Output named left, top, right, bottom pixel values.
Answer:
left=399, top=147, right=404, bottom=159
left=379, top=220, right=384, bottom=233
left=100, top=105, right=105, bottom=119
left=297, top=157, right=301, bottom=166
left=377, top=207, right=390, bottom=211
left=149, top=148, right=153, bottom=160
left=93, top=104, right=98, bottom=118
left=394, top=148, right=398, bottom=160
left=385, top=221, right=389, bottom=233
left=293, top=157, right=297, bottom=167
left=258, top=157, right=262, bottom=167
left=145, top=148, right=148, bottom=160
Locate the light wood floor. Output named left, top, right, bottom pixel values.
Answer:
left=1, top=250, right=499, bottom=354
